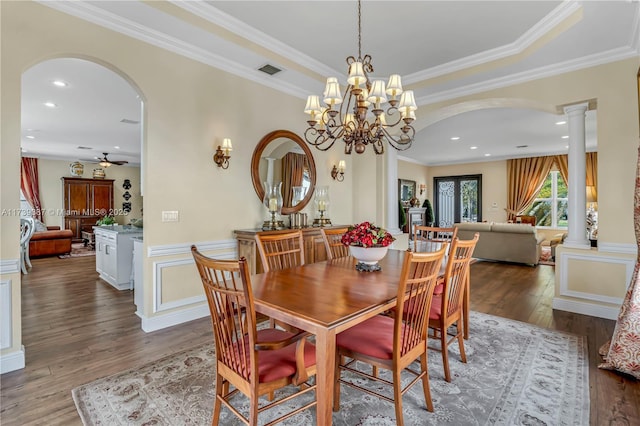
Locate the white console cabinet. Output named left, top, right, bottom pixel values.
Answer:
left=94, top=226, right=142, bottom=290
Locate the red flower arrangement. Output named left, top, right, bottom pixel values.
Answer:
left=341, top=221, right=396, bottom=248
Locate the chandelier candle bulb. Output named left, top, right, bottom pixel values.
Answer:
left=348, top=61, right=366, bottom=87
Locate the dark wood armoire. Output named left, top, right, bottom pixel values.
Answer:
left=62, top=177, right=114, bottom=242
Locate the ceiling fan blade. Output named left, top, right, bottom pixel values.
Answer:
left=110, top=160, right=128, bottom=165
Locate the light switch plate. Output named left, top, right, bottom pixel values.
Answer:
left=162, top=210, right=179, bottom=222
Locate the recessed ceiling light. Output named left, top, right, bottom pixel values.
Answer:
left=484, top=153, right=491, bottom=157
left=114, top=146, right=121, bottom=150
left=52, top=80, right=68, bottom=87
left=25, top=135, right=35, bottom=139
left=565, top=145, right=569, bottom=149
left=561, top=135, right=569, bottom=139
left=555, top=121, right=566, bottom=125
left=450, top=136, right=460, bottom=141
left=470, top=146, right=478, bottom=150
left=44, top=102, right=57, bottom=108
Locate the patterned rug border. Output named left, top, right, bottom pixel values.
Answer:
left=72, top=311, right=590, bottom=426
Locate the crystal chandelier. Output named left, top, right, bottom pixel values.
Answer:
left=303, top=0, right=417, bottom=155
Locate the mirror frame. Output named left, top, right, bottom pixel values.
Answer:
left=398, top=179, right=416, bottom=203
left=251, top=129, right=317, bottom=215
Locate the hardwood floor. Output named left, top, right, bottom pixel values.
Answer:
left=1, top=256, right=638, bottom=425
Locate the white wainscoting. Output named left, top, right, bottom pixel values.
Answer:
left=0, top=259, right=20, bottom=275
left=140, top=240, right=237, bottom=332
left=1, top=279, right=12, bottom=350
left=0, top=278, right=25, bottom=374
left=553, top=250, right=634, bottom=320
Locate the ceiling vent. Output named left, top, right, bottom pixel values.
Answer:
left=120, top=118, right=140, bottom=125
left=258, top=64, right=282, bottom=76
left=77, top=146, right=93, bottom=150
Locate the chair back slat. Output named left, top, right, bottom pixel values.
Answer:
left=321, top=227, right=350, bottom=260
left=395, top=246, right=447, bottom=357
left=192, top=248, right=256, bottom=381
left=255, top=231, right=305, bottom=272
left=441, top=234, right=479, bottom=317
left=413, top=225, right=457, bottom=253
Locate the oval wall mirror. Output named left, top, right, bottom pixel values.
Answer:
left=251, top=130, right=317, bottom=215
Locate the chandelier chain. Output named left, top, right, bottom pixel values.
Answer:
left=357, top=0, right=362, bottom=59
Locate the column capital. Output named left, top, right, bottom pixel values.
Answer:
left=563, top=102, right=589, bottom=115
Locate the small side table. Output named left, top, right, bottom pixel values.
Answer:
left=81, top=231, right=95, bottom=250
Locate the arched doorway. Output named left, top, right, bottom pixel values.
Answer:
left=20, top=57, right=146, bottom=348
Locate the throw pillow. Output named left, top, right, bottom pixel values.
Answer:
left=34, top=219, right=47, bottom=232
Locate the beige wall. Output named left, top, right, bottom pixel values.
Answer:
left=36, top=159, right=142, bottom=228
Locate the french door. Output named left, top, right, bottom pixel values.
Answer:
left=434, top=175, right=482, bottom=227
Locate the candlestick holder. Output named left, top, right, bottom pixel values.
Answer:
left=262, top=181, right=284, bottom=230
left=312, top=186, right=331, bottom=227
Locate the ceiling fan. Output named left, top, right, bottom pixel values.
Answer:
left=91, top=152, right=128, bottom=167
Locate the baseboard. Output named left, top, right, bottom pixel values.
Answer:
left=1, top=345, right=25, bottom=374
left=552, top=297, right=620, bottom=320
left=140, top=303, right=210, bottom=333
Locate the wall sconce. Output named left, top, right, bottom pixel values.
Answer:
left=419, top=183, right=426, bottom=195
left=213, top=138, right=232, bottom=169
left=331, top=160, right=346, bottom=182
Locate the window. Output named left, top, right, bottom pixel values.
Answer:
left=523, top=171, right=567, bottom=228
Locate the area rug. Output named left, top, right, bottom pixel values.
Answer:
left=539, top=245, right=554, bottom=266
left=59, top=243, right=95, bottom=258
left=72, top=311, right=589, bottom=425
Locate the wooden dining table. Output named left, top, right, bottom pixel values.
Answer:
left=251, top=249, right=409, bottom=425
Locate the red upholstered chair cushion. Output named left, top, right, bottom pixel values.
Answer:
left=429, top=295, right=443, bottom=320
left=238, top=328, right=316, bottom=383
left=433, top=276, right=445, bottom=295
left=336, top=315, right=399, bottom=360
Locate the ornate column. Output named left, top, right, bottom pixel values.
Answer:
left=386, top=147, right=401, bottom=235
left=563, top=102, right=590, bottom=249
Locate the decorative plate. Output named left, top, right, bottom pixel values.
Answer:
left=123, top=179, right=131, bottom=190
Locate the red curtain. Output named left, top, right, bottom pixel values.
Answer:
left=20, top=157, right=42, bottom=221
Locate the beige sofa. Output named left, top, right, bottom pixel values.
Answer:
left=454, top=222, right=545, bottom=266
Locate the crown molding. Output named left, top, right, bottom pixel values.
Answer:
left=417, top=45, right=639, bottom=106
left=37, top=1, right=309, bottom=99
left=630, top=4, right=640, bottom=53
left=170, top=0, right=340, bottom=79
left=403, top=1, right=582, bottom=85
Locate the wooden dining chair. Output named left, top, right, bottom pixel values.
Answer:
left=333, top=247, right=448, bottom=424
left=255, top=230, right=306, bottom=330
left=255, top=230, right=305, bottom=272
left=321, top=227, right=350, bottom=260
left=412, top=225, right=458, bottom=253
left=429, top=233, right=479, bottom=382
left=191, top=246, right=317, bottom=426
